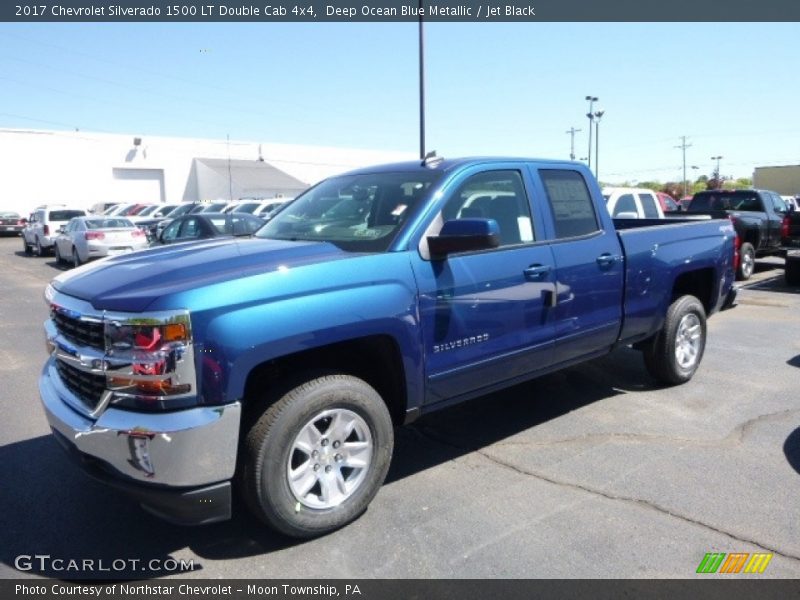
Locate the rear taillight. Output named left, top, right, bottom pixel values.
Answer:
left=730, top=216, right=740, bottom=273
left=782, top=215, right=790, bottom=240
left=43, top=225, right=50, bottom=236
left=85, top=231, right=105, bottom=241
left=131, top=229, right=145, bottom=238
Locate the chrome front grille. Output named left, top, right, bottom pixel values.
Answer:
left=55, top=359, right=106, bottom=411
left=45, top=287, right=197, bottom=418
left=52, top=310, right=104, bottom=350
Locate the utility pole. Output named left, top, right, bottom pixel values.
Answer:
left=711, top=155, right=723, bottom=188
left=565, top=127, right=582, bottom=160
left=675, top=136, right=693, bottom=198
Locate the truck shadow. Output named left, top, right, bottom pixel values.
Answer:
left=0, top=348, right=652, bottom=579
left=784, top=427, right=800, bottom=477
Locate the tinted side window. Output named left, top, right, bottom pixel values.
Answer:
left=180, top=218, right=201, bottom=238
left=540, top=169, right=600, bottom=238
left=770, top=193, right=787, bottom=214
left=161, top=220, right=181, bottom=241
left=613, top=194, right=637, bottom=217
left=639, top=193, right=660, bottom=218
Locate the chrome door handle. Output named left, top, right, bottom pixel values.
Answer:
left=524, top=264, right=551, bottom=280
left=596, top=253, right=621, bottom=268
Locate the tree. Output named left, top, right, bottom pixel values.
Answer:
left=660, top=182, right=683, bottom=199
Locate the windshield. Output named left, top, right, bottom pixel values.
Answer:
left=256, top=171, right=442, bottom=252
left=136, top=205, right=159, bottom=217
left=85, top=218, right=134, bottom=229
left=50, top=210, right=85, bottom=221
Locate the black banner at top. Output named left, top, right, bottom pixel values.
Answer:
left=3, top=0, right=800, bottom=22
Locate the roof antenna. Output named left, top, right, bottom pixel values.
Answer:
left=422, top=150, right=443, bottom=168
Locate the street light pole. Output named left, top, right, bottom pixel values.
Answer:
left=594, top=110, right=604, bottom=181
left=585, top=95, right=598, bottom=170
left=418, top=3, right=426, bottom=160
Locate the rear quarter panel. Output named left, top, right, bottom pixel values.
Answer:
left=615, top=218, right=736, bottom=343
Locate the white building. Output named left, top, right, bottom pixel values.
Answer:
left=0, top=128, right=414, bottom=216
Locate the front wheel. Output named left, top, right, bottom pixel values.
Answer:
left=642, top=295, right=707, bottom=385
left=240, top=373, right=393, bottom=538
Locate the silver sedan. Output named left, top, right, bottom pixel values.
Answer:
left=54, top=216, right=150, bottom=267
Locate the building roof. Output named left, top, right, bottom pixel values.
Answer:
left=191, top=158, right=309, bottom=201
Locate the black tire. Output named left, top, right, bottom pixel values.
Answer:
left=737, top=242, right=755, bottom=281
left=786, top=257, right=800, bottom=286
left=22, top=237, right=32, bottom=256
left=240, top=373, right=393, bottom=538
left=71, top=247, right=82, bottom=267
left=35, top=238, right=45, bottom=257
left=642, top=295, right=707, bottom=385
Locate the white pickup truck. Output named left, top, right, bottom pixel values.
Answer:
left=602, top=187, right=665, bottom=220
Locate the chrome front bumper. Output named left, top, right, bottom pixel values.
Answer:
left=40, top=358, right=241, bottom=524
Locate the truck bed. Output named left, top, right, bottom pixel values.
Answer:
left=613, top=216, right=736, bottom=344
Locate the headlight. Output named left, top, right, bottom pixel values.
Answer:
left=104, top=311, right=197, bottom=410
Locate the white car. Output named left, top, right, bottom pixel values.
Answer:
left=254, top=197, right=294, bottom=219
left=53, top=216, right=149, bottom=267
left=602, top=187, right=665, bottom=219
left=22, top=205, right=87, bottom=256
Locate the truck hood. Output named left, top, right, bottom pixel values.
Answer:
left=51, top=238, right=349, bottom=312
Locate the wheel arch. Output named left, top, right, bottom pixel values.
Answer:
left=671, top=267, right=715, bottom=314
left=241, top=334, right=409, bottom=428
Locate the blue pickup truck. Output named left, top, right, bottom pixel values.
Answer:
left=40, top=157, right=737, bottom=538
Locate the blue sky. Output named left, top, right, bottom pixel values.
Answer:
left=1, top=22, right=799, bottom=184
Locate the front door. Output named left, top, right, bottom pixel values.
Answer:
left=412, top=167, right=557, bottom=404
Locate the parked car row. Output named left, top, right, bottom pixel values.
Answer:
left=19, top=206, right=269, bottom=269
left=17, top=190, right=800, bottom=284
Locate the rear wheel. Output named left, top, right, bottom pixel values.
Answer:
left=35, top=238, right=45, bottom=257
left=643, top=295, right=707, bottom=385
left=22, top=237, right=32, bottom=256
left=240, top=373, right=393, bottom=538
left=737, top=242, right=755, bottom=280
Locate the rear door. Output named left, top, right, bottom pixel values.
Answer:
left=535, top=168, right=625, bottom=365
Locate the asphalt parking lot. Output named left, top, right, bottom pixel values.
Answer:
left=0, top=235, right=798, bottom=580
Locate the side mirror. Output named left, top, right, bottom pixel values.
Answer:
left=427, top=218, right=500, bottom=260
left=58, top=225, right=66, bottom=234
